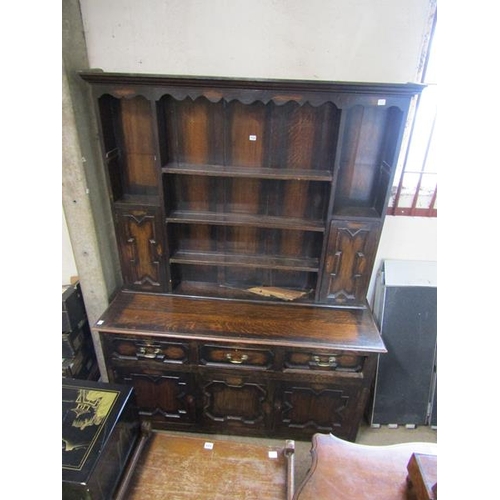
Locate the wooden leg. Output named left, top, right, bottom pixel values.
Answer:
left=285, top=440, right=295, bottom=500
left=114, top=422, right=152, bottom=500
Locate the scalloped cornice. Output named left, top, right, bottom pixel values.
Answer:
left=79, top=70, right=425, bottom=108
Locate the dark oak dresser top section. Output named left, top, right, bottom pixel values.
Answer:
left=95, top=292, right=386, bottom=354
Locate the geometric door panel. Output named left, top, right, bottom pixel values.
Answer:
left=114, top=207, right=167, bottom=292
left=120, top=371, right=197, bottom=426
left=319, top=219, right=380, bottom=306
left=277, top=383, right=360, bottom=440
left=201, top=378, right=270, bottom=432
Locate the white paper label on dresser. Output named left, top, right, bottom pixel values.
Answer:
left=249, top=135, right=257, bottom=141
left=268, top=451, right=278, bottom=459
left=377, top=99, right=386, bottom=106
left=96, top=320, right=104, bottom=325
left=204, top=442, right=214, bottom=450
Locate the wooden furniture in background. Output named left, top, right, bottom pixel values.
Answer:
left=80, top=72, right=423, bottom=440
left=293, top=433, right=437, bottom=500
left=62, top=282, right=99, bottom=381
left=407, top=452, right=438, bottom=500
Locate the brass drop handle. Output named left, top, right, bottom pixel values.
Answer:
left=138, top=346, right=161, bottom=358
left=312, top=355, right=337, bottom=368
left=225, top=352, right=249, bottom=364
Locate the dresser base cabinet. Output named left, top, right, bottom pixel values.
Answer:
left=94, top=292, right=385, bottom=441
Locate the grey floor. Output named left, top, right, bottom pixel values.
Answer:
left=160, top=421, right=437, bottom=492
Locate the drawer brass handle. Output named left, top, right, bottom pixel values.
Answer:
left=225, top=353, right=249, bottom=364
left=311, top=355, right=337, bottom=368
left=138, top=346, right=161, bottom=358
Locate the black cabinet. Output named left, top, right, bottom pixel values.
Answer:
left=62, top=379, right=140, bottom=499
left=368, top=259, right=437, bottom=427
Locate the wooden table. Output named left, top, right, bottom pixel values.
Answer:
left=116, top=430, right=295, bottom=500
left=293, top=433, right=437, bottom=500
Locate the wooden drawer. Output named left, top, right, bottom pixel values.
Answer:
left=106, top=336, right=189, bottom=364
left=199, top=344, right=273, bottom=369
left=284, top=350, right=364, bottom=373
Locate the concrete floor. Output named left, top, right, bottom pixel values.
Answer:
left=159, top=421, right=437, bottom=493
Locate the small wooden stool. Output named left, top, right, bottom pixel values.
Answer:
left=294, top=433, right=437, bottom=500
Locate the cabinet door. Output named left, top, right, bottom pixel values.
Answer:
left=112, top=368, right=197, bottom=429
left=114, top=206, right=168, bottom=292
left=200, top=374, right=272, bottom=434
left=275, top=382, right=362, bottom=441
left=318, top=220, right=380, bottom=306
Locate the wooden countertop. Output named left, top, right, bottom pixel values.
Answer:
left=94, top=292, right=386, bottom=354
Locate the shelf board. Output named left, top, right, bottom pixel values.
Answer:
left=113, top=194, right=160, bottom=207
left=332, top=206, right=381, bottom=219
left=166, top=211, right=326, bottom=232
left=163, top=163, right=333, bottom=181
left=170, top=250, right=320, bottom=272
left=171, top=280, right=316, bottom=303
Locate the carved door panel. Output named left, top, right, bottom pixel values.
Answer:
left=275, top=382, right=360, bottom=440
left=319, top=220, right=380, bottom=306
left=200, top=374, right=272, bottom=434
left=114, top=206, right=168, bottom=292
left=113, top=369, right=197, bottom=428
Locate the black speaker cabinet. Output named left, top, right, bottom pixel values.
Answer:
left=368, top=259, right=437, bottom=427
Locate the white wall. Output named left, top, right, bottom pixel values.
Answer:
left=79, top=0, right=432, bottom=82
left=63, top=0, right=436, bottom=284
left=368, top=216, right=437, bottom=303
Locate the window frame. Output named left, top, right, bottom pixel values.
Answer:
left=388, top=9, right=437, bottom=218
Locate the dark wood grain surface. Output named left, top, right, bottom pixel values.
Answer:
left=294, top=433, right=437, bottom=500
left=124, top=432, right=289, bottom=500
left=96, top=291, right=385, bottom=353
